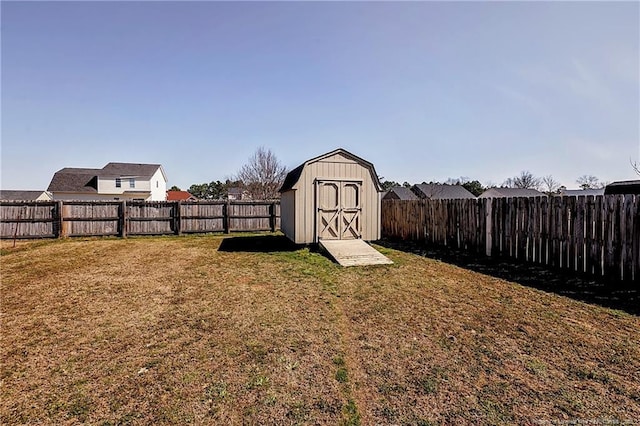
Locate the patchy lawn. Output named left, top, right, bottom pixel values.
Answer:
left=1, top=234, right=638, bottom=425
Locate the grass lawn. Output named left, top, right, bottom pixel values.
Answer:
left=1, top=234, right=639, bottom=425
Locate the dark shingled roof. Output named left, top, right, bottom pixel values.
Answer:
left=279, top=164, right=304, bottom=193
left=412, top=184, right=476, bottom=200
left=383, top=186, right=418, bottom=200
left=604, top=180, right=640, bottom=195
left=478, top=188, right=545, bottom=198
left=47, top=168, right=101, bottom=193
left=279, top=148, right=382, bottom=193
left=101, top=162, right=162, bottom=178
left=0, top=190, right=50, bottom=201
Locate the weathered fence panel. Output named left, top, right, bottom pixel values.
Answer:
left=127, top=202, right=175, bottom=236
left=0, top=201, right=57, bottom=239
left=382, top=195, right=638, bottom=282
left=63, top=201, right=120, bottom=237
left=181, top=202, right=225, bottom=234
left=0, top=200, right=281, bottom=240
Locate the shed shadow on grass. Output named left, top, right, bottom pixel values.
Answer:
left=378, top=238, right=639, bottom=316
left=217, top=234, right=300, bottom=253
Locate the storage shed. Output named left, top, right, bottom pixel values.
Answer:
left=279, top=148, right=384, bottom=244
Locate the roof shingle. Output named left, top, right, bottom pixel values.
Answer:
left=412, top=184, right=476, bottom=200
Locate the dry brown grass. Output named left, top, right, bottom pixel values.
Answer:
left=1, top=234, right=639, bottom=425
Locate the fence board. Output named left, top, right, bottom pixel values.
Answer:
left=381, top=195, right=637, bottom=283
left=1, top=200, right=281, bottom=240
left=623, top=195, right=634, bottom=282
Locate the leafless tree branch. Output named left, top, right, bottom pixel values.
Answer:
left=236, top=147, right=288, bottom=200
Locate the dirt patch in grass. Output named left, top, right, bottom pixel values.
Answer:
left=2, top=234, right=639, bottom=424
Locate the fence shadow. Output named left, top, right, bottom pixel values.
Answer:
left=378, top=238, right=639, bottom=316
left=217, top=234, right=300, bottom=253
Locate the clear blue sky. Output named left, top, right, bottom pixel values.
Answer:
left=2, top=1, right=639, bottom=191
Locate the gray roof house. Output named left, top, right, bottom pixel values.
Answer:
left=479, top=187, right=545, bottom=198
left=558, top=188, right=605, bottom=197
left=47, top=162, right=168, bottom=201
left=412, top=184, right=476, bottom=200
left=383, top=186, right=419, bottom=201
left=227, top=187, right=251, bottom=201
left=604, top=180, right=640, bottom=195
left=0, top=190, right=52, bottom=201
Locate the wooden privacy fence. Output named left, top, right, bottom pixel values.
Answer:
left=0, top=200, right=280, bottom=239
left=382, top=195, right=639, bottom=282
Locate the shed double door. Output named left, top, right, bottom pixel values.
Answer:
left=316, top=180, right=361, bottom=241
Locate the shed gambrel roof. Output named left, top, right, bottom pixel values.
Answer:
left=279, top=148, right=383, bottom=192
left=383, top=186, right=418, bottom=200
left=412, top=184, right=476, bottom=200
left=478, top=188, right=545, bottom=198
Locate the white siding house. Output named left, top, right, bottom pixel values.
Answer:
left=48, top=163, right=168, bottom=201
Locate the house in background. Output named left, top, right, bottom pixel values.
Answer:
left=604, top=180, right=640, bottom=195
left=478, top=188, right=545, bottom=198
left=48, top=162, right=167, bottom=201
left=166, top=190, right=197, bottom=201
left=382, top=186, right=418, bottom=201
left=227, top=187, right=250, bottom=201
left=558, top=188, right=604, bottom=197
left=412, top=183, right=476, bottom=200
left=0, top=190, right=52, bottom=201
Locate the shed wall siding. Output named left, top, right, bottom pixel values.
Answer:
left=295, top=153, right=380, bottom=243
left=280, top=191, right=297, bottom=243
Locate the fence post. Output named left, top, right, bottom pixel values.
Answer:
left=175, top=201, right=182, bottom=236
left=270, top=202, right=276, bottom=232
left=57, top=200, right=70, bottom=238
left=120, top=201, right=128, bottom=238
left=485, top=199, right=492, bottom=257
left=54, top=201, right=62, bottom=238
left=223, top=200, right=230, bottom=234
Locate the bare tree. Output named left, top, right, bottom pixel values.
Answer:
left=632, top=159, right=640, bottom=177
left=503, top=171, right=541, bottom=190
left=541, top=175, right=561, bottom=195
left=236, top=147, right=288, bottom=200
left=576, top=175, right=603, bottom=190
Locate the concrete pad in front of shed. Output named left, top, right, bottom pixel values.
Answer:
left=319, top=239, right=393, bottom=267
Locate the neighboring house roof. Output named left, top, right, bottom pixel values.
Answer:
left=383, top=186, right=418, bottom=200
left=478, top=188, right=545, bottom=198
left=227, top=187, right=246, bottom=196
left=280, top=148, right=383, bottom=192
left=604, top=180, right=640, bottom=195
left=166, top=190, right=197, bottom=201
left=47, top=168, right=101, bottom=193
left=0, top=190, right=52, bottom=201
left=48, top=163, right=166, bottom=193
left=412, top=184, right=476, bottom=200
left=101, top=162, right=165, bottom=180
left=559, top=188, right=604, bottom=196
